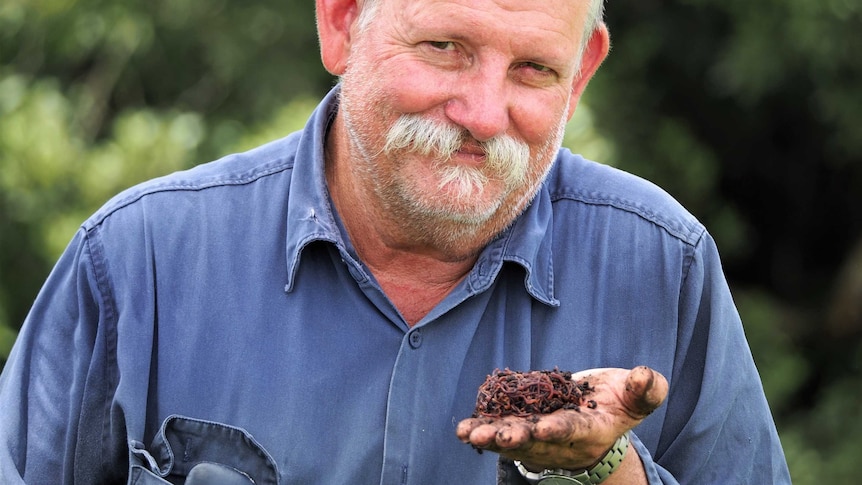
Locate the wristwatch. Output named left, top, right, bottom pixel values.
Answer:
left=514, top=432, right=630, bottom=485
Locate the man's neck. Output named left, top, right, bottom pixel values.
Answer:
left=324, top=121, right=480, bottom=326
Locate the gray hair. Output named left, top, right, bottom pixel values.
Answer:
left=356, top=0, right=605, bottom=64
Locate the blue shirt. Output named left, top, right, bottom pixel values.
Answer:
left=0, top=87, right=790, bottom=484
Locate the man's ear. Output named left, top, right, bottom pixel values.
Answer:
left=316, top=0, right=362, bottom=75
left=566, top=23, right=611, bottom=119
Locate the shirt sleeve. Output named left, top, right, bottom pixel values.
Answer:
left=0, top=228, right=124, bottom=484
left=647, top=230, right=791, bottom=483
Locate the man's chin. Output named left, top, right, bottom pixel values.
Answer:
left=417, top=198, right=504, bottom=226
left=416, top=186, right=507, bottom=222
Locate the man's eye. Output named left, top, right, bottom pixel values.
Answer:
left=427, top=41, right=457, bottom=51
left=524, top=62, right=552, bottom=73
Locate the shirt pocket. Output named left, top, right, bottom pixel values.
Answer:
left=128, top=415, right=279, bottom=485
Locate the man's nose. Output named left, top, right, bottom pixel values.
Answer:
left=443, top=65, right=512, bottom=142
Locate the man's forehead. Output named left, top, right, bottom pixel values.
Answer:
left=378, top=0, right=585, bottom=25
left=380, top=0, right=586, bottom=41
left=374, top=0, right=585, bottom=64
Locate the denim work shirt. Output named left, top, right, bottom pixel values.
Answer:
left=0, top=87, right=790, bottom=484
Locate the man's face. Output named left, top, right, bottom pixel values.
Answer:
left=336, top=0, right=592, bottom=248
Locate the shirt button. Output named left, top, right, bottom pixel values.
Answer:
left=408, top=330, right=423, bottom=349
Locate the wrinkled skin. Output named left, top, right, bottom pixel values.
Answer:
left=456, top=366, right=668, bottom=470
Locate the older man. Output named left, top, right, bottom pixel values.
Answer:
left=0, top=0, right=790, bottom=483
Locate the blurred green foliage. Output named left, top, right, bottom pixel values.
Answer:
left=1, top=0, right=861, bottom=483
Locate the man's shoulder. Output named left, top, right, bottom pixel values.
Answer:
left=546, top=149, right=704, bottom=245
left=83, top=133, right=302, bottom=231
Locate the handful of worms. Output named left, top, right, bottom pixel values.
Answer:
left=472, top=368, right=596, bottom=418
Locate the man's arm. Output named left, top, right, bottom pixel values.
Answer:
left=457, top=231, right=791, bottom=484
left=0, top=229, right=116, bottom=483
left=646, top=231, right=791, bottom=483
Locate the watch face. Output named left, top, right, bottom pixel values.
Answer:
left=538, top=477, right=587, bottom=485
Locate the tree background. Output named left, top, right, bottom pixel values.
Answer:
left=1, top=0, right=860, bottom=482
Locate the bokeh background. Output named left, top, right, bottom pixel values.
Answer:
left=1, top=0, right=860, bottom=482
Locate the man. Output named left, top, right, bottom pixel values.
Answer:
left=0, top=0, right=790, bottom=483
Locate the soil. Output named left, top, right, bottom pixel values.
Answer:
left=472, top=368, right=595, bottom=418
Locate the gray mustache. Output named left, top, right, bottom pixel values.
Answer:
left=383, top=114, right=530, bottom=188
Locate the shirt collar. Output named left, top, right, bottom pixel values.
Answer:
left=283, top=86, right=343, bottom=292
left=467, top=188, right=559, bottom=307
left=284, top=85, right=558, bottom=306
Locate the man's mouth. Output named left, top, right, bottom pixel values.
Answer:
left=450, top=140, right=487, bottom=165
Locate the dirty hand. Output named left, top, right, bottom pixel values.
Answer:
left=455, top=366, right=668, bottom=471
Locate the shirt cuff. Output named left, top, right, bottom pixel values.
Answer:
left=629, top=431, right=679, bottom=485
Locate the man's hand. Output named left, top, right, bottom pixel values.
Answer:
left=455, top=366, right=668, bottom=471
